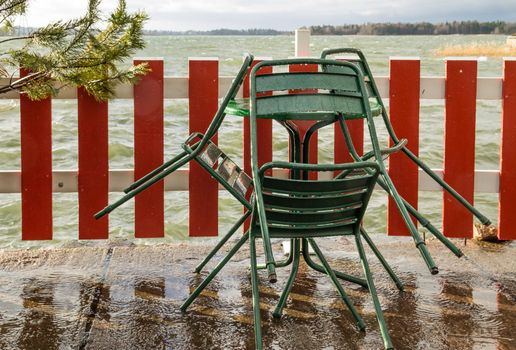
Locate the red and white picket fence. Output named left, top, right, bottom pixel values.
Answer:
left=1, top=49, right=515, bottom=241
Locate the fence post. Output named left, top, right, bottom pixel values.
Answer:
left=288, top=62, right=319, bottom=179
left=188, top=58, right=219, bottom=237
left=243, top=58, right=273, bottom=231
left=293, top=30, right=317, bottom=178
left=498, top=58, right=516, bottom=240
left=388, top=58, right=420, bottom=236
left=20, top=69, right=53, bottom=240
left=334, top=55, right=364, bottom=172
left=134, top=58, right=165, bottom=238
left=295, top=28, right=311, bottom=57
left=78, top=88, right=109, bottom=239
left=243, top=58, right=273, bottom=178
left=443, top=58, right=477, bottom=238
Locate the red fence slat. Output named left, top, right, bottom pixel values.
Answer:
left=498, top=59, right=516, bottom=240
left=134, top=59, right=164, bottom=238
left=443, top=59, right=477, bottom=238
left=388, top=59, right=420, bottom=236
left=20, top=69, right=53, bottom=240
left=188, top=58, right=218, bottom=237
left=78, top=88, right=108, bottom=239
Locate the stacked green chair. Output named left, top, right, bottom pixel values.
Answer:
left=95, top=52, right=400, bottom=288
left=320, top=48, right=492, bottom=268
left=94, top=54, right=255, bottom=273
left=181, top=58, right=399, bottom=350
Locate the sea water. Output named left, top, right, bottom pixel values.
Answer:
left=0, top=35, right=505, bottom=248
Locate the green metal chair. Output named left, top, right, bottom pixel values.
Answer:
left=181, top=58, right=398, bottom=350
left=94, top=54, right=255, bottom=272
left=94, top=53, right=394, bottom=288
left=181, top=160, right=391, bottom=350
left=95, top=52, right=398, bottom=286
left=253, top=161, right=392, bottom=349
left=320, top=48, right=492, bottom=265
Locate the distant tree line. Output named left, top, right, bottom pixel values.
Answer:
left=143, top=28, right=289, bottom=36
left=6, top=21, right=516, bottom=38
left=308, top=21, right=516, bottom=35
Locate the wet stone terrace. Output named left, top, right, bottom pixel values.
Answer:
left=0, top=236, right=514, bottom=349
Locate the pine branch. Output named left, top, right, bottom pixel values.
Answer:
left=0, top=0, right=27, bottom=27
left=0, top=35, right=33, bottom=44
left=0, top=0, right=26, bottom=14
left=0, top=0, right=149, bottom=101
left=0, top=71, right=47, bottom=94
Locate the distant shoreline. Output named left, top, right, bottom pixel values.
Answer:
left=142, top=21, right=515, bottom=36
left=6, top=21, right=515, bottom=37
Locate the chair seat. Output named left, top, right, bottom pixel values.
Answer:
left=225, top=98, right=381, bottom=120
left=182, top=133, right=253, bottom=200
left=252, top=162, right=378, bottom=240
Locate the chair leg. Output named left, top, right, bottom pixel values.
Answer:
left=302, top=238, right=368, bottom=288
left=380, top=171, right=438, bottom=275
left=95, top=152, right=194, bottom=219
left=272, top=239, right=301, bottom=318
left=354, top=232, right=394, bottom=350
left=124, top=150, right=189, bottom=193
left=249, top=235, right=263, bottom=350
left=360, top=228, right=404, bottom=291
left=375, top=175, right=463, bottom=258
left=257, top=238, right=294, bottom=270
left=400, top=147, right=491, bottom=225
left=195, top=210, right=251, bottom=273
left=339, top=116, right=438, bottom=274
left=307, top=238, right=366, bottom=331
left=180, top=232, right=249, bottom=312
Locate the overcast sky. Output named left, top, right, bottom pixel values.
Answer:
left=20, top=0, right=516, bottom=31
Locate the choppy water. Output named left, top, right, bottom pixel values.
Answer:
left=0, top=35, right=506, bottom=248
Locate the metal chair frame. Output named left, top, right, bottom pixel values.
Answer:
left=181, top=58, right=404, bottom=349
left=95, top=54, right=396, bottom=289
left=319, top=48, right=491, bottom=263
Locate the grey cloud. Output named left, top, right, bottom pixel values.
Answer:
left=25, top=0, right=516, bottom=31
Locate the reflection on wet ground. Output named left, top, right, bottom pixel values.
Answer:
left=0, top=237, right=514, bottom=349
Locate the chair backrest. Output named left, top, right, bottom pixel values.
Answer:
left=320, top=47, right=403, bottom=145
left=252, top=162, right=379, bottom=238
left=320, top=48, right=380, bottom=102
left=200, top=53, right=254, bottom=143
left=249, top=58, right=373, bottom=121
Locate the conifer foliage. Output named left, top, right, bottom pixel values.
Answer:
left=0, top=0, right=148, bottom=100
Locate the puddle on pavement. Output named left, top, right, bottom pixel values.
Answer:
left=0, top=241, right=514, bottom=349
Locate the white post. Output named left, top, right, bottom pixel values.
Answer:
left=285, top=29, right=313, bottom=256
left=295, top=28, right=311, bottom=57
